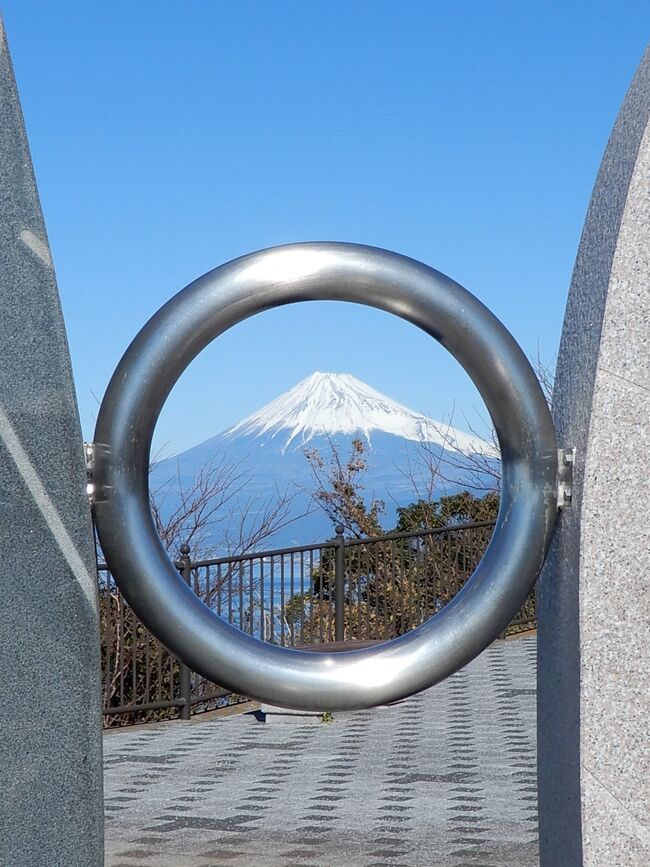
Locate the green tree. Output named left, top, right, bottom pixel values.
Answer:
left=395, top=490, right=499, bottom=532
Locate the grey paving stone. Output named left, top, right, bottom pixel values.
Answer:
left=104, top=634, right=538, bottom=866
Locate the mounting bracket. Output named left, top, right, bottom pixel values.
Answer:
left=557, top=448, right=575, bottom=508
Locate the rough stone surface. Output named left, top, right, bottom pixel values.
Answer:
left=537, top=45, right=650, bottom=867
left=104, top=635, right=538, bottom=867
left=0, top=19, right=104, bottom=867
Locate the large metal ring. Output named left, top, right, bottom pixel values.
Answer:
left=93, top=242, right=557, bottom=711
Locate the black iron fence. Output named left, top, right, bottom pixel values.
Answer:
left=99, top=519, right=535, bottom=726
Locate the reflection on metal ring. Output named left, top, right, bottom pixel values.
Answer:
left=92, top=242, right=557, bottom=711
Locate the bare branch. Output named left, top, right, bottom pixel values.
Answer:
left=404, top=350, right=555, bottom=497
left=303, top=436, right=384, bottom=538
left=148, top=449, right=309, bottom=561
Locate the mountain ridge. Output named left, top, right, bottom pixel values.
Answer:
left=222, top=371, right=487, bottom=455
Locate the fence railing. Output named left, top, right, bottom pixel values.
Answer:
left=98, top=519, right=535, bottom=725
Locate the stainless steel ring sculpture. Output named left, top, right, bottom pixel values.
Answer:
left=93, top=242, right=558, bottom=711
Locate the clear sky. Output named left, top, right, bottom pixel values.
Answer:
left=2, top=2, right=649, bottom=456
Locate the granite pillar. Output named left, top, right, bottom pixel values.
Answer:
left=537, top=45, right=650, bottom=866
left=0, top=19, right=104, bottom=867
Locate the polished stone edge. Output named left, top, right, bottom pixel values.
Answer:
left=537, top=44, right=650, bottom=867
left=0, top=17, right=104, bottom=867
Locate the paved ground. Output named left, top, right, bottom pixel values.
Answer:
left=104, top=634, right=538, bottom=867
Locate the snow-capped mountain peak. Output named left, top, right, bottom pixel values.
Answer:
left=224, top=371, right=488, bottom=454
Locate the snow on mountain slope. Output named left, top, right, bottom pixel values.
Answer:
left=224, top=372, right=489, bottom=454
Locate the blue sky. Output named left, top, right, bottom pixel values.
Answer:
left=3, top=2, right=649, bottom=456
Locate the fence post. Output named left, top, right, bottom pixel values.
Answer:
left=178, top=542, right=192, bottom=720
left=334, top=524, right=345, bottom=642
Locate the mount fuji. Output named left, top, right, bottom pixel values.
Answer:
left=225, top=372, right=485, bottom=454
left=152, top=372, right=496, bottom=549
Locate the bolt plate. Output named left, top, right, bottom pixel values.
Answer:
left=557, top=448, right=575, bottom=508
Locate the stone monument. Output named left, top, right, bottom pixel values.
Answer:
left=537, top=45, right=650, bottom=866
left=1, top=10, right=649, bottom=867
left=0, top=19, right=104, bottom=867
